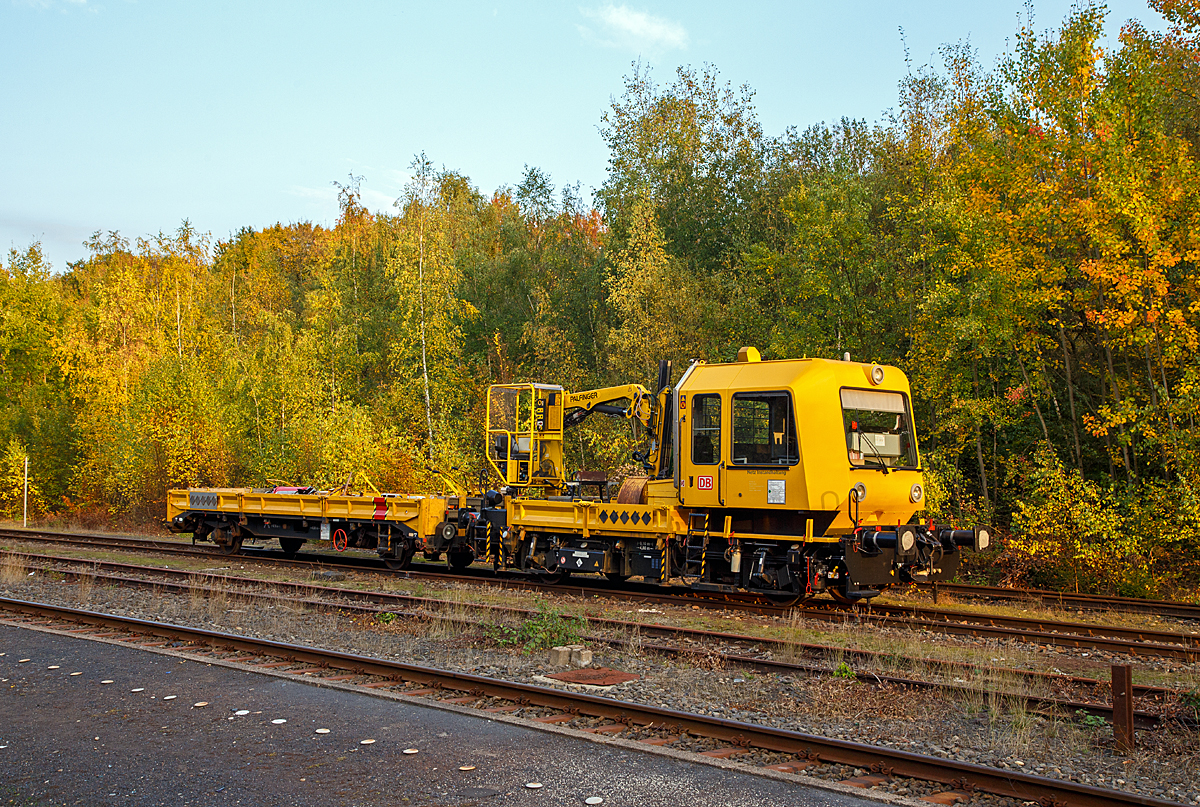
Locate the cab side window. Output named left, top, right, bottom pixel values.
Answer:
left=691, top=394, right=721, bottom=464
left=731, top=392, right=799, bottom=465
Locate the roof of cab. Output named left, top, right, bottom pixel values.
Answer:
left=682, top=357, right=912, bottom=394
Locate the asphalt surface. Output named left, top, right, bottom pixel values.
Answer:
left=0, top=623, right=885, bottom=806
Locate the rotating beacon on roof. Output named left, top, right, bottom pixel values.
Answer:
left=166, top=348, right=992, bottom=603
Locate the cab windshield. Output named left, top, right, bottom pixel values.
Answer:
left=841, top=388, right=917, bottom=469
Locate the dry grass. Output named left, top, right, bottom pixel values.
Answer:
left=0, top=553, right=28, bottom=586
left=938, top=663, right=1091, bottom=761
left=738, top=608, right=1092, bottom=680
left=680, top=645, right=727, bottom=671
left=622, top=623, right=644, bottom=657
left=422, top=588, right=478, bottom=642
left=775, top=610, right=809, bottom=665
left=1131, top=663, right=1200, bottom=692
left=186, top=577, right=207, bottom=615
left=956, top=666, right=1019, bottom=720
left=73, top=572, right=94, bottom=606
left=763, top=674, right=921, bottom=725
left=205, top=580, right=229, bottom=623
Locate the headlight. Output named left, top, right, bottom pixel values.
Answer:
left=910, top=483, right=924, bottom=503
left=852, top=482, right=866, bottom=502
left=870, top=365, right=885, bottom=385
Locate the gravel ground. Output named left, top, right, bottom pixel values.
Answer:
left=1, top=570, right=1198, bottom=805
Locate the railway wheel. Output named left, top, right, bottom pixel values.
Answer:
left=279, top=538, right=304, bottom=557
left=384, top=541, right=417, bottom=571
left=423, top=551, right=442, bottom=562
left=447, top=549, right=475, bottom=571
left=604, top=572, right=629, bottom=584
left=828, top=585, right=856, bottom=605
left=764, top=590, right=806, bottom=607
left=536, top=570, right=572, bottom=585
left=215, top=531, right=243, bottom=556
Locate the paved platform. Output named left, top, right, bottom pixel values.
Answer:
left=0, top=623, right=884, bottom=806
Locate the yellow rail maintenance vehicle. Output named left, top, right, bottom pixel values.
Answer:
left=167, top=348, right=990, bottom=603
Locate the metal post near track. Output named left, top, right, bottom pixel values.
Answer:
left=486, top=521, right=497, bottom=570
left=23, top=455, right=29, bottom=528
left=1112, top=664, right=1135, bottom=752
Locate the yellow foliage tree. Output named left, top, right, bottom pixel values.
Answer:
left=0, top=439, right=44, bottom=521
left=605, top=197, right=715, bottom=382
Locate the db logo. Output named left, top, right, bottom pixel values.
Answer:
left=697, top=476, right=714, bottom=490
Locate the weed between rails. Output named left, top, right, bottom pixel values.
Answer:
left=484, top=600, right=587, bottom=651
left=74, top=572, right=94, bottom=606
left=0, top=553, right=28, bottom=586
left=622, top=623, right=644, bottom=657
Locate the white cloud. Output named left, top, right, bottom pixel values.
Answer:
left=579, top=4, right=688, bottom=51
left=361, top=187, right=399, bottom=212
left=288, top=183, right=405, bottom=216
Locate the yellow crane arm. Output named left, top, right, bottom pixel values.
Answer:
left=562, top=383, right=654, bottom=428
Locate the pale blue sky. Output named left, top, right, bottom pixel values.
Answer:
left=1, top=1, right=1165, bottom=271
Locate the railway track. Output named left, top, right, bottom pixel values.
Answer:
left=3, top=550, right=1185, bottom=729
left=4, top=527, right=1200, bottom=661
left=0, top=595, right=1185, bottom=807
left=921, top=583, right=1200, bottom=621
left=803, top=602, right=1200, bottom=662
left=16, top=530, right=1190, bottom=623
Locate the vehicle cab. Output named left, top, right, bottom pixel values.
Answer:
left=674, top=349, right=926, bottom=538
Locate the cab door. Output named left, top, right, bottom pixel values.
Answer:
left=680, top=391, right=723, bottom=507
left=724, top=390, right=800, bottom=508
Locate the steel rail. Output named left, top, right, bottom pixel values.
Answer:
left=796, top=607, right=1199, bottom=662
left=0, top=527, right=736, bottom=607
left=0, top=595, right=1184, bottom=807
left=919, top=583, right=1200, bottom=621
left=0, top=527, right=831, bottom=616
left=0, top=528, right=203, bottom=554
left=7, top=551, right=1178, bottom=728
left=822, top=601, right=1200, bottom=647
